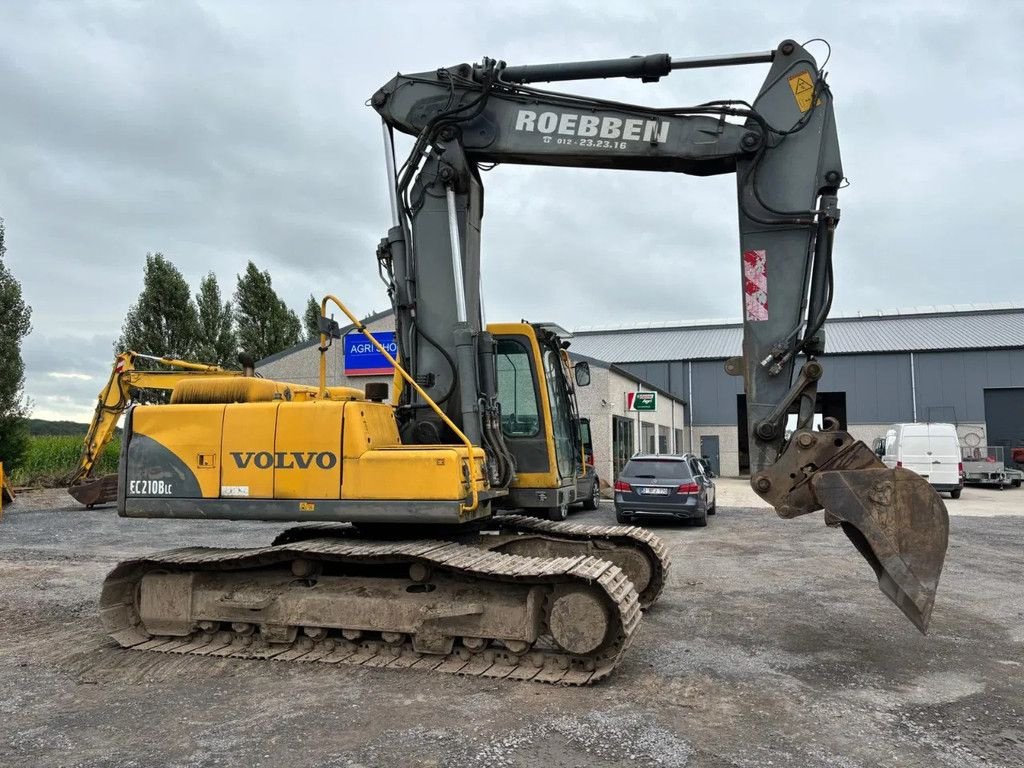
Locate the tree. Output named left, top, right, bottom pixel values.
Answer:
left=303, top=294, right=322, bottom=340
left=0, top=218, right=33, bottom=471
left=115, top=253, right=200, bottom=360
left=195, top=273, right=238, bottom=367
left=233, top=262, right=301, bottom=361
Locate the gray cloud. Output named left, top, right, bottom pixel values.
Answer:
left=1, top=0, right=1021, bottom=420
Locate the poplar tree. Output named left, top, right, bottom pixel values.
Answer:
left=233, top=262, right=301, bottom=361
left=115, top=253, right=200, bottom=360
left=0, top=218, right=32, bottom=470
left=195, top=273, right=237, bottom=367
left=303, top=295, right=322, bottom=340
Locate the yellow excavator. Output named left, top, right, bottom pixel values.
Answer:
left=98, top=40, right=949, bottom=684
left=66, top=351, right=246, bottom=507
left=0, top=463, right=13, bottom=521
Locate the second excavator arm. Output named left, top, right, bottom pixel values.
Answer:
left=369, top=39, right=948, bottom=631
left=68, top=352, right=238, bottom=506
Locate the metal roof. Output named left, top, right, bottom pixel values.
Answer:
left=569, top=307, right=1024, bottom=363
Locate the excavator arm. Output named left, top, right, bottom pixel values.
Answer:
left=68, top=352, right=238, bottom=507
left=369, top=39, right=948, bottom=631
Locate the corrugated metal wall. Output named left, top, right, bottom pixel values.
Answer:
left=620, top=349, right=1024, bottom=426
left=915, top=349, right=1024, bottom=422
left=818, top=354, right=913, bottom=424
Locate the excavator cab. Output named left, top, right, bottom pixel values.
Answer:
left=489, top=322, right=585, bottom=520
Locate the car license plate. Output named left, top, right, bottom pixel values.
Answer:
left=639, top=487, right=670, bottom=495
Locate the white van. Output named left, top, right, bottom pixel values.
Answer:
left=876, top=423, right=964, bottom=499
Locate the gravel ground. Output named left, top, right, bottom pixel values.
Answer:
left=0, top=487, right=1021, bottom=767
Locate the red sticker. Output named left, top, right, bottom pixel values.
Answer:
left=743, top=249, right=768, bottom=321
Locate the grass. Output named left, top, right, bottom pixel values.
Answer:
left=10, top=435, right=120, bottom=487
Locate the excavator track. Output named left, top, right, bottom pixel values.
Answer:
left=485, top=515, right=670, bottom=608
left=272, top=515, right=671, bottom=608
left=99, top=538, right=642, bottom=685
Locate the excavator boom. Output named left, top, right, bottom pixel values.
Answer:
left=370, top=39, right=948, bottom=631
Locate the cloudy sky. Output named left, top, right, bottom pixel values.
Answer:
left=2, top=1, right=1021, bottom=421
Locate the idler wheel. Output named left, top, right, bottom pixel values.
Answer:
left=548, top=589, right=609, bottom=655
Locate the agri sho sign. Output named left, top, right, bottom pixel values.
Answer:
left=343, top=331, right=397, bottom=376
left=627, top=391, right=657, bottom=412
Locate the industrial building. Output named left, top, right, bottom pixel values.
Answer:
left=571, top=304, right=1024, bottom=477
left=258, top=304, right=1024, bottom=480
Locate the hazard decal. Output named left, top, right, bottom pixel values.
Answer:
left=788, top=70, right=815, bottom=113
left=743, top=249, right=768, bottom=322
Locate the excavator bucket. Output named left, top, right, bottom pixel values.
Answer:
left=812, top=467, right=949, bottom=633
left=68, top=474, right=119, bottom=508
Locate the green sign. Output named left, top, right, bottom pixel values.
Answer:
left=629, top=391, right=657, bottom=411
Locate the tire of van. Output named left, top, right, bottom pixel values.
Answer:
left=950, top=488, right=962, bottom=499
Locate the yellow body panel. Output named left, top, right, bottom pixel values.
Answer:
left=131, top=405, right=225, bottom=499
left=342, top=446, right=486, bottom=501
left=127, top=396, right=487, bottom=506
left=220, top=402, right=279, bottom=498
left=342, top=402, right=402, bottom=457
left=339, top=401, right=480, bottom=501
left=274, top=401, right=344, bottom=499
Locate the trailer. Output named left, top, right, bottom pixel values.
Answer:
left=960, top=445, right=1023, bottom=489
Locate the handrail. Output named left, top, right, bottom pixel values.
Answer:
left=319, top=295, right=480, bottom=514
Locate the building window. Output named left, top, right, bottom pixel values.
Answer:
left=674, top=428, right=684, bottom=454
left=658, top=425, right=669, bottom=454
left=612, top=416, right=635, bottom=480
left=641, top=421, right=655, bottom=454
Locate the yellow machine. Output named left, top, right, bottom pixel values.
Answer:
left=99, top=41, right=949, bottom=684
left=120, top=319, right=591, bottom=524
left=0, top=462, right=13, bottom=521
left=67, top=351, right=244, bottom=507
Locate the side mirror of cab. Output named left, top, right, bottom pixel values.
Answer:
left=574, top=361, right=591, bottom=387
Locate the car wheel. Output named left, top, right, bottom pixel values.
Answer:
left=581, top=478, right=600, bottom=511
left=1013, top=479, right=1022, bottom=488
left=707, top=502, right=716, bottom=516
left=693, top=513, right=708, bottom=527
left=950, top=488, right=962, bottom=499
left=615, top=510, right=633, bottom=525
left=546, top=503, right=569, bottom=521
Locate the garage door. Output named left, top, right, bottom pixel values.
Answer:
left=984, top=388, right=1024, bottom=463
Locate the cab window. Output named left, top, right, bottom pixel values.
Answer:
left=496, top=338, right=540, bottom=437
left=542, top=347, right=576, bottom=479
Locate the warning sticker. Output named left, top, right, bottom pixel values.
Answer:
left=743, top=249, right=768, bottom=322
left=787, top=70, right=815, bottom=113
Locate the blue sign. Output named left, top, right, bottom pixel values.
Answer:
left=344, top=331, right=397, bottom=376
